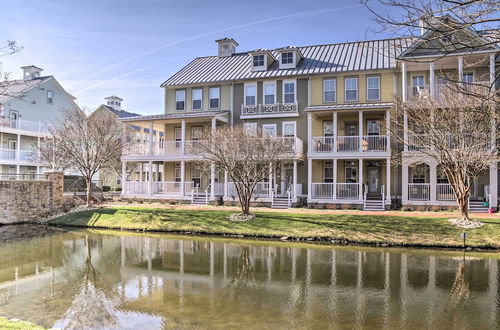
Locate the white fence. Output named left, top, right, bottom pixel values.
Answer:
left=311, top=183, right=360, bottom=199
left=311, top=135, right=388, bottom=153
left=436, top=183, right=454, bottom=201
left=227, top=182, right=270, bottom=198
left=408, top=183, right=430, bottom=201
left=241, top=102, right=298, bottom=116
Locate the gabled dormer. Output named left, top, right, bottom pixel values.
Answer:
left=249, top=49, right=276, bottom=71
left=276, top=46, right=303, bottom=70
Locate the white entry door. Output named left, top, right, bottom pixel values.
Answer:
left=368, top=167, right=379, bottom=193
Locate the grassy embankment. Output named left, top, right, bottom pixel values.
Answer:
left=49, top=206, right=500, bottom=249
left=0, top=317, right=45, bottom=330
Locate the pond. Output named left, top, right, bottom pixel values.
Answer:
left=0, top=225, right=498, bottom=329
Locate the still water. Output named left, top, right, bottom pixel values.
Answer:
left=0, top=225, right=498, bottom=329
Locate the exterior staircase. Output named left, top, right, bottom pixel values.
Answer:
left=468, top=200, right=489, bottom=213
left=271, top=197, right=291, bottom=209
left=191, top=194, right=209, bottom=205
left=363, top=198, right=385, bottom=211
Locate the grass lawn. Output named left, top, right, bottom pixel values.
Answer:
left=0, top=317, right=45, bottom=330
left=49, top=206, right=500, bottom=249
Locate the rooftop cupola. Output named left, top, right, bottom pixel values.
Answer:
left=215, top=38, right=239, bottom=57
left=105, top=95, right=123, bottom=111
left=21, top=65, right=43, bottom=80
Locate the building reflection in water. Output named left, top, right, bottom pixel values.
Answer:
left=0, top=228, right=497, bottom=329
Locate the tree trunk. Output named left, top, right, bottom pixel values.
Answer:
left=85, top=177, right=93, bottom=207
left=456, top=194, right=470, bottom=221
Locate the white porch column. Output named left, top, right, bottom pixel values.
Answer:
left=307, top=112, right=312, bottom=150
left=429, top=61, right=435, bottom=99
left=211, top=117, right=217, bottom=133
left=268, top=163, right=273, bottom=199
left=403, top=109, right=408, bottom=151
left=386, top=160, right=391, bottom=204
left=489, top=162, right=498, bottom=208
left=358, top=111, right=363, bottom=152
left=401, top=62, right=407, bottom=102
left=16, top=133, right=20, bottom=161
left=458, top=56, right=464, bottom=82
left=385, top=109, right=391, bottom=151
left=210, top=163, right=215, bottom=200
left=293, top=160, right=297, bottom=199
left=180, top=161, right=186, bottom=196
left=223, top=171, right=228, bottom=198
left=139, top=163, right=143, bottom=181
left=148, top=121, right=154, bottom=154
left=402, top=162, right=409, bottom=204
left=333, top=159, right=337, bottom=200
left=307, top=158, right=312, bottom=200
left=490, top=53, right=496, bottom=92
left=429, top=162, right=437, bottom=202
left=358, top=158, right=363, bottom=200
left=333, top=111, right=338, bottom=152
left=181, top=119, right=186, bottom=155
left=122, top=161, right=127, bottom=191
left=148, top=161, right=153, bottom=195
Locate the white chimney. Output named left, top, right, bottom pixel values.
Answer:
left=21, top=65, right=43, bottom=80
left=215, top=38, right=239, bottom=57
left=105, top=95, right=123, bottom=111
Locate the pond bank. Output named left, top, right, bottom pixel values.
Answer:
left=0, top=317, right=45, bottom=329
left=47, top=206, right=500, bottom=250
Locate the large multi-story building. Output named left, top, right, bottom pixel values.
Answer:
left=0, top=65, right=80, bottom=177
left=120, top=23, right=498, bottom=211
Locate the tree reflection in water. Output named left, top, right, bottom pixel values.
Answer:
left=447, top=261, right=470, bottom=309
left=57, top=236, right=118, bottom=329
left=233, top=246, right=255, bottom=287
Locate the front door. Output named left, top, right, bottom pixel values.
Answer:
left=368, top=167, right=379, bottom=193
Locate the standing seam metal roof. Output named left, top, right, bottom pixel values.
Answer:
left=161, top=38, right=413, bottom=87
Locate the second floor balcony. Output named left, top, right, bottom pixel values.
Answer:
left=310, top=135, right=389, bottom=153
left=0, top=117, right=51, bottom=135
left=0, top=148, right=38, bottom=163
left=241, top=102, right=298, bottom=118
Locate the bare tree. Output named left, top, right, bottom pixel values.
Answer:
left=394, top=83, right=498, bottom=226
left=190, top=126, right=290, bottom=216
left=363, top=0, right=499, bottom=90
left=40, top=108, right=125, bottom=206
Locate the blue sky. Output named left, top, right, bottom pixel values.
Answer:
left=0, top=0, right=395, bottom=115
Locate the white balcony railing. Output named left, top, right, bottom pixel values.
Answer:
left=311, top=135, right=388, bottom=153
left=436, top=183, right=455, bottom=201
left=123, top=140, right=204, bottom=157
left=227, top=182, right=270, bottom=198
left=0, top=148, right=37, bottom=162
left=124, top=181, right=195, bottom=196
left=408, top=183, right=430, bottom=201
left=241, top=102, right=298, bottom=116
left=311, top=183, right=361, bottom=199
left=0, top=118, right=51, bottom=134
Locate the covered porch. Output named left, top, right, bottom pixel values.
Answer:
left=308, top=158, right=391, bottom=205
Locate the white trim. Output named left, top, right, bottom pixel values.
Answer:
left=366, top=75, right=380, bottom=101
left=191, top=88, right=203, bottom=110
left=282, top=121, right=296, bottom=137
left=282, top=79, right=297, bottom=104
left=262, top=123, right=277, bottom=137
left=251, top=54, right=267, bottom=71
left=279, top=51, right=296, bottom=69
left=240, top=113, right=299, bottom=119
left=208, top=86, right=221, bottom=109
left=243, top=82, right=257, bottom=106
left=323, top=78, right=337, bottom=103
left=263, top=80, right=276, bottom=105
left=344, top=76, right=358, bottom=102
left=175, top=89, right=186, bottom=111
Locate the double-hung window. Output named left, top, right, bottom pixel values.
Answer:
left=174, top=163, right=181, bottom=187
left=323, top=79, right=336, bottom=102
left=283, top=80, right=296, bottom=104
left=192, top=89, right=202, bottom=110
left=209, top=87, right=220, bottom=109
left=47, top=90, right=54, bottom=104
left=345, top=77, right=358, bottom=102
left=463, top=73, right=474, bottom=83
left=263, top=82, right=276, bottom=104
left=243, top=122, right=257, bottom=136
left=367, top=76, right=380, bottom=101
left=281, top=52, right=293, bottom=65
left=175, top=90, right=185, bottom=110
left=245, top=83, right=256, bottom=106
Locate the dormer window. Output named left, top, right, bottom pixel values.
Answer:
left=253, top=55, right=264, bottom=67
left=281, top=52, right=293, bottom=65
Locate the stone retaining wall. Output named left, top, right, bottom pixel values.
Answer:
left=0, top=172, right=64, bottom=224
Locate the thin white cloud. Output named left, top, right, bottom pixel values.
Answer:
left=73, top=66, right=151, bottom=95
left=68, top=4, right=360, bottom=89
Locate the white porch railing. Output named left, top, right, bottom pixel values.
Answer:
left=0, top=118, right=51, bottom=134
left=0, top=149, right=37, bottom=162
left=214, top=182, right=225, bottom=196
left=123, top=140, right=205, bottom=157
left=227, top=182, right=270, bottom=198
left=241, top=102, right=298, bottom=116
left=125, top=181, right=194, bottom=196
left=311, top=183, right=360, bottom=199
left=407, top=134, right=430, bottom=151
left=311, top=136, right=388, bottom=153
left=436, top=183, right=454, bottom=201
left=408, top=183, right=430, bottom=201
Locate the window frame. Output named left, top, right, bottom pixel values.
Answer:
left=191, top=88, right=203, bottom=110
left=366, top=75, right=381, bottom=101
left=323, top=78, right=337, bottom=103
left=175, top=89, right=186, bottom=111
left=262, top=124, right=277, bottom=137
left=47, top=90, right=54, bottom=104
left=243, top=122, right=258, bottom=135
left=323, top=160, right=334, bottom=183
left=282, top=79, right=297, bottom=104
left=344, top=160, right=358, bottom=183
left=209, top=86, right=220, bottom=109
left=281, top=52, right=294, bottom=65
left=282, top=121, right=296, bottom=138
left=411, top=74, right=425, bottom=87
left=263, top=81, right=276, bottom=105
left=463, top=72, right=474, bottom=83
left=344, top=77, right=359, bottom=102
left=252, top=54, right=265, bottom=70
left=244, top=82, right=257, bottom=106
